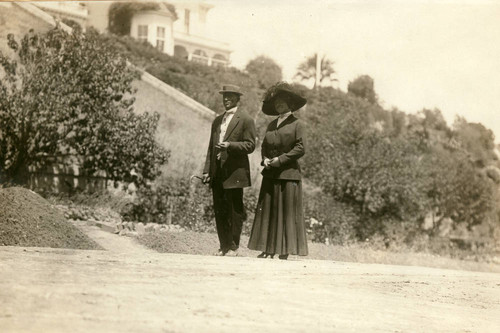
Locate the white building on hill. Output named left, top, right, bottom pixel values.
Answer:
left=170, top=1, right=231, bottom=67
left=33, top=1, right=232, bottom=68
left=128, top=3, right=177, bottom=56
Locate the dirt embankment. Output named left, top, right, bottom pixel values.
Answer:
left=0, top=187, right=101, bottom=250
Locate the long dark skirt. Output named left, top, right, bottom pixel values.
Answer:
left=248, top=177, right=308, bottom=256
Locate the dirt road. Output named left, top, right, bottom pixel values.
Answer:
left=1, top=226, right=499, bottom=332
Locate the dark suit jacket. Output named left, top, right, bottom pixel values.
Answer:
left=261, top=115, right=305, bottom=180
left=204, top=109, right=256, bottom=189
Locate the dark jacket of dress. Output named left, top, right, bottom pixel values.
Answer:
left=261, top=114, right=305, bottom=180
left=204, top=109, right=256, bottom=189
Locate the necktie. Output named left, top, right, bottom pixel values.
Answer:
left=217, top=111, right=234, bottom=160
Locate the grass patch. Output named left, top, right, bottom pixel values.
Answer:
left=138, top=231, right=500, bottom=273
left=0, top=187, right=102, bottom=250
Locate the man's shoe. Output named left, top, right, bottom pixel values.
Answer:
left=225, top=249, right=239, bottom=257
left=257, top=252, right=274, bottom=259
left=214, top=249, right=225, bottom=256
left=278, top=254, right=289, bottom=260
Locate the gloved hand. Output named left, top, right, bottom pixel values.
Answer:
left=202, top=173, right=210, bottom=184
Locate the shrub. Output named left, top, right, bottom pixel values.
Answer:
left=121, top=177, right=264, bottom=235
left=347, top=75, right=377, bottom=104
left=121, top=177, right=215, bottom=231
left=304, top=193, right=359, bottom=244
left=242, top=186, right=259, bottom=235
left=245, top=55, right=282, bottom=89
left=0, top=27, right=169, bottom=187
left=422, top=150, right=495, bottom=229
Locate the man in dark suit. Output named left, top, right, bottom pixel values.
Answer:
left=203, top=84, right=256, bottom=256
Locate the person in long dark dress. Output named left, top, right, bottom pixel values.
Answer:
left=247, top=82, right=308, bottom=260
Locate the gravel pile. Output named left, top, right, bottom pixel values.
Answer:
left=0, top=187, right=102, bottom=250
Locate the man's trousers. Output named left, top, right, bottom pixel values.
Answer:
left=212, top=176, right=245, bottom=252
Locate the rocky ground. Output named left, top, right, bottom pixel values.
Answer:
left=1, top=221, right=499, bottom=333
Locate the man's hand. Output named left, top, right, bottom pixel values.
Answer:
left=269, top=157, right=280, bottom=168
left=215, top=142, right=230, bottom=151
left=202, top=173, right=210, bottom=184
left=263, top=158, right=271, bottom=169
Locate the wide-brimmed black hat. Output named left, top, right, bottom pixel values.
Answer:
left=219, top=84, right=243, bottom=96
left=262, top=82, right=307, bottom=116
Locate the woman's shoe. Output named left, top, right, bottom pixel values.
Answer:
left=278, top=254, right=289, bottom=260
left=257, top=252, right=274, bottom=259
left=214, top=249, right=225, bottom=256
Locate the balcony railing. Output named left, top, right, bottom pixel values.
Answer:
left=191, top=54, right=209, bottom=65
left=174, top=31, right=232, bottom=53
left=211, top=58, right=229, bottom=68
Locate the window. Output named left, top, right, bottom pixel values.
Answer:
left=138, top=25, right=148, bottom=42
left=184, top=9, right=190, bottom=34
left=156, top=26, right=165, bottom=52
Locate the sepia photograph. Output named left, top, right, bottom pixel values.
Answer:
left=1, top=0, right=499, bottom=332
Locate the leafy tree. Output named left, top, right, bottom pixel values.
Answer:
left=347, top=75, right=377, bottom=104
left=0, top=27, right=169, bottom=187
left=453, top=117, right=496, bottom=167
left=61, top=18, right=83, bottom=33
left=423, top=149, right=494, bottom=229
left=420, top=108, right=448, bottom=132
left=108, top=2, right=177, bottom=36
left=294, top=53, right=336, bottom=89
left=303, top=90, right=427, bottom=238
left=245, top=55, right=282, bottom=89
left=387, top=108, right=407, bottom=138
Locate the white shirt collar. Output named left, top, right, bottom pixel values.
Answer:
left=278, top=111, right=292, bottom=119
left=225, top=106, right=237, bottom=114
left=277, top=112, right=292, bottom=126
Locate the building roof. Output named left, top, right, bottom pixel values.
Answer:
left=158, top=2, right=178, bottom=20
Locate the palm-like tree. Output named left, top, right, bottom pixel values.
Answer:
left=294, top=53, right=337, bottom=89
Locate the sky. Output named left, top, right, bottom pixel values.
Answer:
left=205, top=0, right=500, bottom=142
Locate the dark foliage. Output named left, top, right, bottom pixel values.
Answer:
left=120, top=177, right=263, bottom=236
left=302, top=85, right=498, bottom=246
left=245, top=55, right=282, bottom=90
left=0, top=28, right=169, bottom=187
left=348, top=75, right=377, bottom=104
